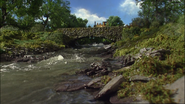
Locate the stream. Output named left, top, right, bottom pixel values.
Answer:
left=0, top=43, right=113, bottom=104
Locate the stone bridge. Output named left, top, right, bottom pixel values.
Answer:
left=57, top=26, right=124, bottom=42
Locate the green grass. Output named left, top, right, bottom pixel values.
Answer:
left=113, top=15, right=184, bottom=104
left=0, top=30, right=66, bottom=54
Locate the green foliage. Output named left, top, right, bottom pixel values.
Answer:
left=0, top=0, right=43, bottom=28
left=131, top=17, right=146, bottom=28
left=107, top=16, right=124, bottom=26
left=122, top=27, right=141, bottom=41
left=177, top=15, right=184, bottom=25
left=45, top=32, right=71, bottom=45
left=15, top=39, right=64, bottom=50
left=101, top=75, right=111, bottom=85
left=0, top=26, right=19, bottom=32
left=30, top=24, right=45, bottom=32
left=67, top=14, right=88, bottom=28
left=136, top=0, right=184, bottom=25
left=150, top=20, right=161, bottom=28
left=0, top=30, right=22, bottom=42
left=114, top=15, right=185, bottom=104
left=118, top=73, right=183, bottom=103
left=17, top=15, right=36, bottom=30
left=132, top=56, right=169, bottom=76
left=39, top=0, right=71, bottom=30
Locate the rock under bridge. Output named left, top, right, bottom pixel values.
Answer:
left=57, top=26, right=124, bottom=42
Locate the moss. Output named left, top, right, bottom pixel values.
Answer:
left=101, top=75, right=111, bottom=85
left=115, top=15, right=184, bottom=104
left=118, top=77, right=176, bottom=103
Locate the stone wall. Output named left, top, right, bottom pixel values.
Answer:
left=57, top=26, right=124, bottom=41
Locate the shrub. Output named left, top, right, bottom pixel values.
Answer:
left=150, top=20, right=160, bottom=28
left=122, top=27, right=141, bottom=41
left=0, top=26, right=18, bottom=33
left=30, top=24, right=45, bottom=32
left=46, top=32, right=71, bottom=45
left=0, top=30, right=22, bottom=42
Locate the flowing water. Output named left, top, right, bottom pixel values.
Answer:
left=0, top=43, right=112, bottom=104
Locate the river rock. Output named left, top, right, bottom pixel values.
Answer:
left=94, top=75, right=125, bottom=99
left=103, top=44, right=111, bottom=50
left=109, top=93, right=150, bottom=104
left=130, top=75, right=156, bottom=82
left=122, top=55, right=135, bottom=67
left=55, top=80, right=89, bottom=92
left=140, top=47, right=154, bottom=53
left=84, top=77, right=103, bottom=89
left=133, top=48, right=170, bottom=60
left=76, top=61, right=111, bottom=76
left=164, top=76, right=185, bottom=104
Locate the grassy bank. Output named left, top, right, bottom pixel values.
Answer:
left=0, top=28, right=70, bottom=58
left=111, top=15, right=184, bottom=103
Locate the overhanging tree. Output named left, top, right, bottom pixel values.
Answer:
left=38, top=0, right=71, bottom=30
left=0, top=0, right=43, bottom=28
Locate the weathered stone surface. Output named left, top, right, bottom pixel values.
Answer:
left=94, top=75, right=125, bottom=99
left=86, top=77, right=102, bottom=87
left=133, top=48, right=170, bottom=60
left=55, top=80, right=90, bottom=92
left=57, top=26, right=124, bottom=41
left=76, top=61, right=111, bottom=76
left=84, top=77, right=103, bottom=89
left=130, top=75, right=156, bottom=82
left=122, top=55, right=135, bottom=67
left=164, top=76, right=185, bottom=104
left=140, top=47, right=154, bottom=54
left=109, top=94, right=150, bottom=104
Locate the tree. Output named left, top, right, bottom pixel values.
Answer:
left=76, top=18, right=88, bottom=27
left=136, top=0, right=184, bottom=25
left=131, top=17, right=144, bottom=27
left=38, top=0, right=71, bottom=30
left=106, top=16, right=124, bottom=26
left=0, top=0, right=43, bottom=28
left=67, top=14, right=88, bottom=28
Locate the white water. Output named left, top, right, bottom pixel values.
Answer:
left=0, top=43, right=110, bottom=104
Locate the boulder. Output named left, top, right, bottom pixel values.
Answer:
left=140, top=47, right=154, bottom=54
left=94, top=75, right=125, bottom=99
left=84, top=77, right=103, bottom=89
left=55, top=80, right=90, bottom=92
left=76, top=61, right=111, bottom=76
left=133, top=48, right=170, bottom=60
left=164, top=76, right=185, bottom=104
left=122, top=55, right=135, bottom=67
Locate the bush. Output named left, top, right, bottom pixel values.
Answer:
left=150, top=20, right=160, bottom=28
left=46, top=32, right=71, bottom=45
left=0, top=26, right=18, bottom=33
left=21, top=32, right=37, bottom=40
left=30, top=24, right=45, bottom=32
left=0, top=30, right=22, bottom=42
left=122, top=27, right=141, bottom=41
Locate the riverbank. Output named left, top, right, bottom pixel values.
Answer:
left=1, top=15, right=184, bottom=104
left=54, top=16, right=184, bottom=103
left=54, top=44, right=184, bottom=104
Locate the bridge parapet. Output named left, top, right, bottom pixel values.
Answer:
left=57, top=26, right=124, bottom=41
